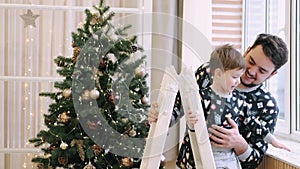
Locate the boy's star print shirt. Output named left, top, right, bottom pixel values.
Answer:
left=200, top=87, right=246, bottom=129
left=176, top=87, right=247, bottom=169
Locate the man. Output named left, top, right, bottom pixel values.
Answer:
left=148, top=33, right=289, bottom=168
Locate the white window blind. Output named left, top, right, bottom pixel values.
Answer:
left=212, top=0, right=243, bottom=50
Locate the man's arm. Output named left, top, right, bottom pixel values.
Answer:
left=209, top=95, right=280, bottom=168
left=208, top=118, right=266, bottom=168
left=240, top=89, right=280, bottom=168
left=208, top=118, right=249, bottom=156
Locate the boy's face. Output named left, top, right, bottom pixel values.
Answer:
left=240, top=45, right=277, bottom=88
left=220, top=68, right=244, bottom=94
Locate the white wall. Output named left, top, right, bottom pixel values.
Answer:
left=182, top=0, right=212, bottom=72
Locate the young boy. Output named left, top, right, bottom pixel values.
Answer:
left=176, top=44, right=289, bottom=169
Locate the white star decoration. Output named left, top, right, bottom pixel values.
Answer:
left=20, top=9, right=40, bottom=28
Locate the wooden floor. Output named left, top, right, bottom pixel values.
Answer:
left=163, top=155, right=300, bottom=169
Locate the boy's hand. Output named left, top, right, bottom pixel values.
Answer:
left=186, top=110, right=198, bottom=129
left=271, top=138, right=291, bottom=152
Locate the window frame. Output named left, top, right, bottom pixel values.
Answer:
left=290, top=0, right=300, bottom=140
left=243, top=0, right=300, bottom=140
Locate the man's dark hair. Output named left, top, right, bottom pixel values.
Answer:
left=250, top=33, right=289, bottom=70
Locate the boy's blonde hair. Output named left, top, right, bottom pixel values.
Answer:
left=210, top=44, right=246, bottom=75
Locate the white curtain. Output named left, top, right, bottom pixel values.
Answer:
left=149, top=1, right=212, bottom=168
left=150, top=0, right=182, bottom=92
left=150, top=1, right=183, bottom=168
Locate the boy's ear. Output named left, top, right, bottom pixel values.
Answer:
left=214, top=68, right=223, bottom=78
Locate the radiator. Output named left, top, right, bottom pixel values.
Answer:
left=257, top=155, right=299, bottom=169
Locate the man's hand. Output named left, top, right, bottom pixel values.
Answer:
left=208, top=117, right=248, bottom=155
left=147, top=103, right=159, bottom=123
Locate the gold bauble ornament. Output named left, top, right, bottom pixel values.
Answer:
left=62, top=89, right=72, bottom=98
left=89, top=89, right=100, bottom=99
left=128, top=129, right=136, bottom=137
left=141, top=96, right=149, bottom=104
left=60, top=141, right=68, bottom=150
left=83, top=161, right=96, bottom=169
left=121, top=118, right=129, bottom=124
left=135, top=67, right=146, bottom=78
left=109, top=34, right=118, bottom=41
left=44, top=153, right=51, bottom=158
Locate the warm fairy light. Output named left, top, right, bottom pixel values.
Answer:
left=26, top=38, right=30, bottom=42
left=24, top=83, right=28, bottom=87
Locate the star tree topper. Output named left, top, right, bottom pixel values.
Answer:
left=20, top=9, right=40, bottom=28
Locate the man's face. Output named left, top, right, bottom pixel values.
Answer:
left=240, top=45, right=277, bottom=88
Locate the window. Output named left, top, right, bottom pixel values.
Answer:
left=244, top=0, right=300, bottom=139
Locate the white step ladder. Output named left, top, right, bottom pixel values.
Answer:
left=141, top=66, right=215, bottom=169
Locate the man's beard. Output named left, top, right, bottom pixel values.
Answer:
left=240, top=79, right=258, bottom=88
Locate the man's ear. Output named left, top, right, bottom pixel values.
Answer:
left=271, top=70, right=278, bottom=76
left=267, top=70, right=278, bottom=79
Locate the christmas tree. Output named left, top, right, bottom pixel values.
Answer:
left=29, top=1, right=155, bottom=168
